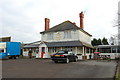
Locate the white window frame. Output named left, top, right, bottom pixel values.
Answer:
left=47, top=33, right=53, bottom=40
left=64, top=31, right=71, bottom=39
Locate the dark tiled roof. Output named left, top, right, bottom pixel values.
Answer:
left=45, top=41, right=83, bottom=47
left=23, top=41, right=41, bottom=48
left=23, top=44, right=39, bottom=48
left=41, top=21, right=79, bottom=33
left=45, top=41, right=94, bottom=48
left=28, top=41, right=41, bottom=44
left=40, top=21, right=92, bottom=36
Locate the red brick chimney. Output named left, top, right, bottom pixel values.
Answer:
left=45, top=18, right=50, bottom=31
left=79, top=12, right=84, bottom=29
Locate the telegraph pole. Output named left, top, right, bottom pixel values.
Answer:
left=118, top=1, right=120, bottom=45
left=118, top=1, right=120, bottom=56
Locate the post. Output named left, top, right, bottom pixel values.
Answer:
left=83, top=46, right=85, bottom=56
left=111, top=47, right=112, bottom=53
left=75, top=47, right=78, bottom=54
left=116, top=47, right=118, bottom=53
left=89, top=48, right=90, bottom=54
left=82, top=46, right=87, bottom=60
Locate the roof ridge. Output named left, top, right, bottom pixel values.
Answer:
left=40, top=20, right=79, bottom=33
left=45, top=20, right=72, bottom=31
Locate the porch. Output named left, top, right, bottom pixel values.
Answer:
left=38, top=41, right=94, bottom=60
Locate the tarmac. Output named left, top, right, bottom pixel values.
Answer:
left=2, top=59, right=117, bottom=79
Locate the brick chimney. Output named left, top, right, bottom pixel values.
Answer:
left=45, top=18, right=50, bottom=31
left=79, top=12, right=84, bottom=29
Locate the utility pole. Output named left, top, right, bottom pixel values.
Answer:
left=118, top=2, right=120, bottom=55
left=118, top=1, right=120, bottom=45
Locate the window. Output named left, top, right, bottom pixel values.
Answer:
left=99, top=48, right=111, bottom=53
left=112, top=48, right=117, bottom=53
left=65, top=47, right=73, bottom=51
left=0, top=49, right=4, bottom=53
left=52, top=47, right=57, bottom=53
left=48, top=48, right=51, bottom=53
left=58, top=51, right=66, bottom=54
left=118, top=48, right=120, bottom=53
left=86, top=48, right=89, bottom=53
left=57, top=51, right=68, bottom=54
left=64, top=31, right=71, bottom=39
left=47, top=33, right=53, bottom=40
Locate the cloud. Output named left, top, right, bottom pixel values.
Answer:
left=0, top=0, right=119, bottom=43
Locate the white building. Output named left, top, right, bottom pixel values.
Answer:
left=23, top=41, right=41, bottom=58
left=37, top=12, right=93, bottom=60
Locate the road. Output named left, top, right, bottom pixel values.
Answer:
left=2, top=59, right=117, bottom=78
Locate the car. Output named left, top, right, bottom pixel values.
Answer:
left=51, top=50, right=78, bottom=63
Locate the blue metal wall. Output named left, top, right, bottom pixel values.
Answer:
left=6, top=42, right=21, bottom=56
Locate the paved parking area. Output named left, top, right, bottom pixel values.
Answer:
left=1, top=59, right=117, bottom=78
left=0, top=60, right=2, bottom=80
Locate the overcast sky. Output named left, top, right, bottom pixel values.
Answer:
left=0, top=0, right=119, bottom=43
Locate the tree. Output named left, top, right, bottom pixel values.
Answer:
left=91, top=38, right=98, bottom=46
left=97, top=38, right=102, bottom=45
left=102, top=37, right=109, bottom=45
left=91, top=37, right=109, bottom=46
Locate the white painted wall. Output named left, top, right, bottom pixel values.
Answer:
left=41, top=30, right=91, bottom=44
left=78, top=30, right=91, bottom=44
left=23, top=51, right=29, bottom=56
left=37, top=43, right=51, bottom=58
left=41, top=30, right=79, bottom=42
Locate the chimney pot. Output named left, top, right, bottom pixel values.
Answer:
left=73, top=22, right=76, bottom=25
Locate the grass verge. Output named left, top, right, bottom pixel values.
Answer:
left=115, top=60, right=120, bottom=80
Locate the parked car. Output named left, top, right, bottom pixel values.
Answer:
left=51, top=50, right=78, bottom=63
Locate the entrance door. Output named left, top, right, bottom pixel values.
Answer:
left=42, top=47, right=45, bottom=52
left=41, top=47, right=45, bottom=58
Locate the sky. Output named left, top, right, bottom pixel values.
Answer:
left=0, top=0, right=119, bottom=43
